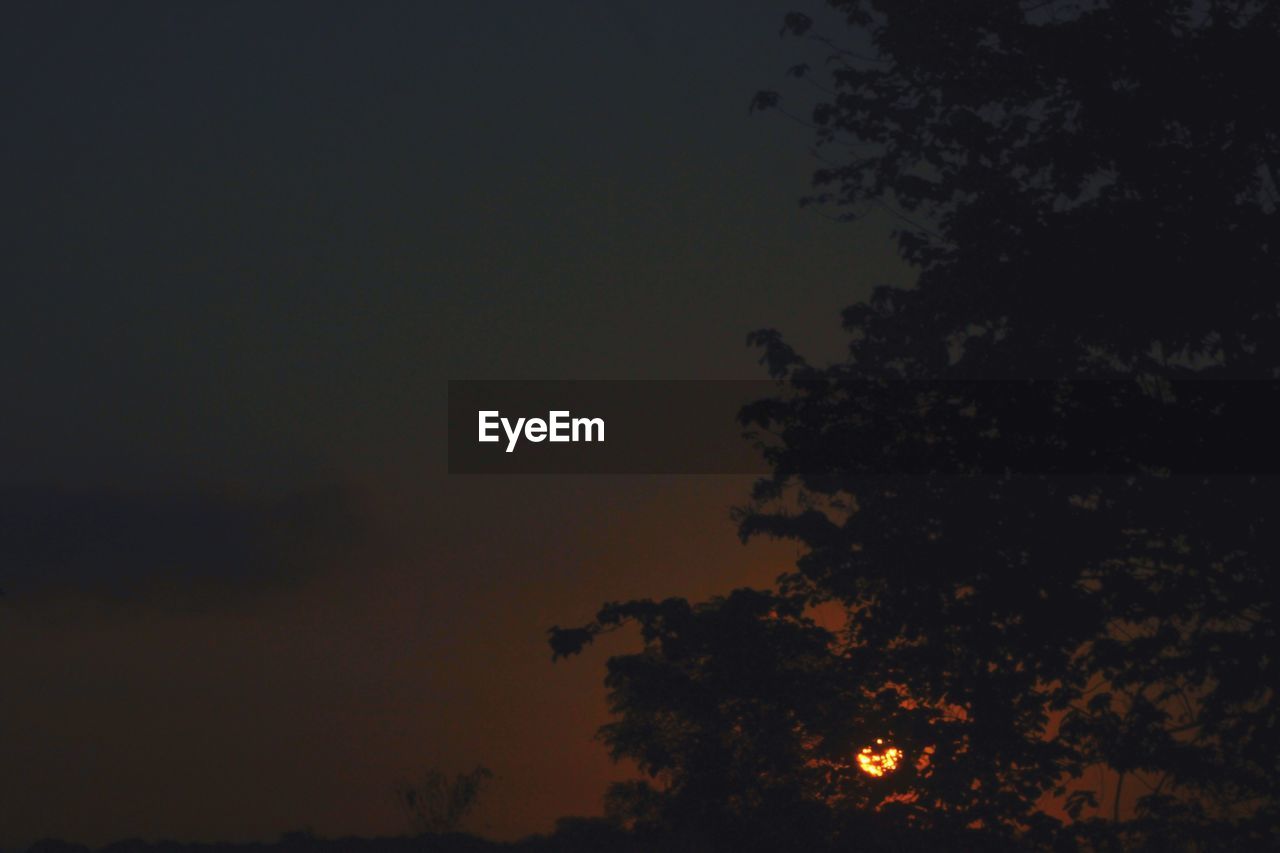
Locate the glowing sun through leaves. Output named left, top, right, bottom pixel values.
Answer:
left=857, top=739, right=902, bottom=777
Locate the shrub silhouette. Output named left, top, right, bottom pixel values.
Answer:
left=393, top=766, right=493, bottom=836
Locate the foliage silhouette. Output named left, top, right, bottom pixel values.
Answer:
left=553, top=2, right=1278, bottom=850
left=393, top=766, right=493, bottom=836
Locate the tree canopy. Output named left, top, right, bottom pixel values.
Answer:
left=758, top=0, right=1280, bottom=377
left=553, top=3, right=1279, bottom=850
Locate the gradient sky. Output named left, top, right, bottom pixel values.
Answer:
left=0, top=2, right=911, bottom=846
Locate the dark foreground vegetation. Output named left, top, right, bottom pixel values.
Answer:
left=20, top=817, right=1063, bottom=853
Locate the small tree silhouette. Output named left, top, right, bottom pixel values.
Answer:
left=393, top=765, right=493, bottom=835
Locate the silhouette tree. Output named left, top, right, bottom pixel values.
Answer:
left=393, top=765, right=493, bottom=836
left=554, top=2, right=1278, bottom=850
left=753, top=0, right=1280, bottom=379
left=563, top=591, right=844, bottom=851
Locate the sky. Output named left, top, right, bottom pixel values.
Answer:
left=0, top=2, right=911, bottom=846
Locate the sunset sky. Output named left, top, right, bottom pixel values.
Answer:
left=0, top=2, right=912, bottom=846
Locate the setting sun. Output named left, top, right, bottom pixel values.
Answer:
left=857, top=739, right=902, bottom=777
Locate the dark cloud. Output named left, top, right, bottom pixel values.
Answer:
left=0, top=483, right=364, bottom=601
